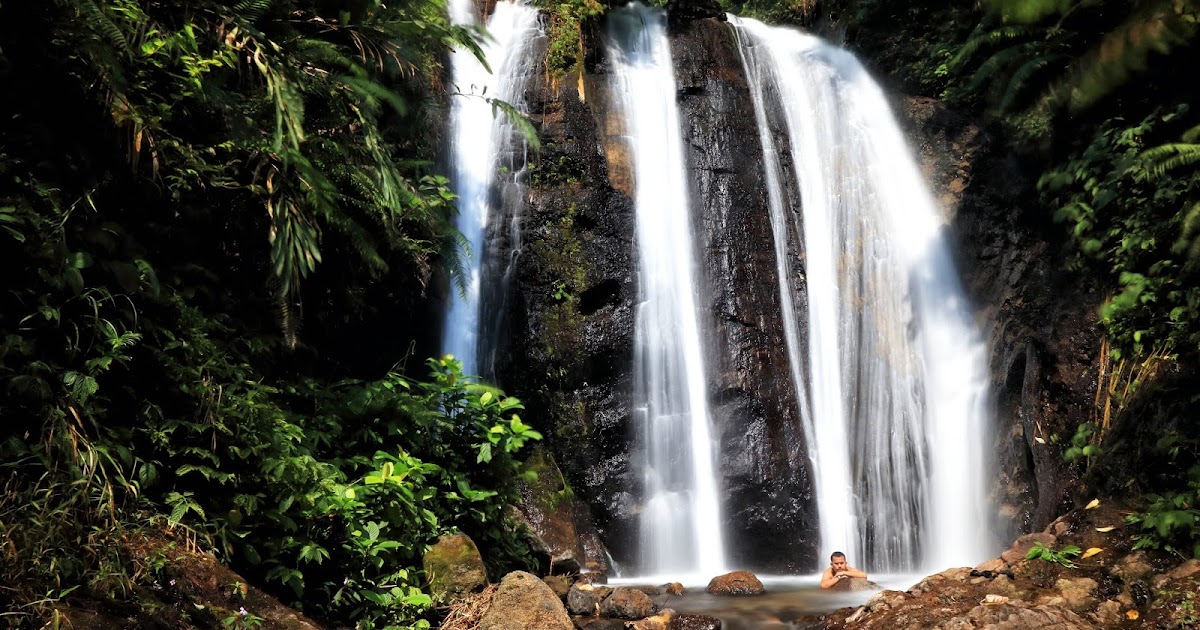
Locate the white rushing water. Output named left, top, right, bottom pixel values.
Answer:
left=731, top=16, right=993, bottom=574
left=606, top=4, right=728, bottom=579
left=442, top=0, right=541, bottom=377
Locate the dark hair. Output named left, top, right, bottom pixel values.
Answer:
left=831, top=551, right=846, bottom=560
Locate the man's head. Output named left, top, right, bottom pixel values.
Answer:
left=830, top=552, right=848, bottom=572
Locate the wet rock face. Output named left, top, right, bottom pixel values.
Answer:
left=671, top=16, right=818, bottom=572
left=898, top=96, right=1100, bottom=540
left=499, top=13, right=819, bottom=573
left=494, top=17, right=640, bottom=565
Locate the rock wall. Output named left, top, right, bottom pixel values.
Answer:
left=898, top=96, right=1101, bottom=541
left=496, top=4, right=1102, bottom=576
left=670, top=15, right=818, bottom=571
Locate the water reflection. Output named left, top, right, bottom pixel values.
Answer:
left=608, top=574, right=922, bottom=629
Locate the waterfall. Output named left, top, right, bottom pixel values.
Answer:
left=606, top=4, right=728, bottom=578
left=731, top=17, right=993, bottom=573
left=442, top=0, right=541, bottom=379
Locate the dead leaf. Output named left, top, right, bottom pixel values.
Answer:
left=1095, top=526, right=1115, bottom=532
left=1081, top=547, right=1103, bottom=559
left=1085, top=498, right=1100, bottom=510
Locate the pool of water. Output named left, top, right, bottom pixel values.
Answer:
left=608, top=574, right=923, bottom=629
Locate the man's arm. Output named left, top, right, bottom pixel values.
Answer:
left=819, top=568, right=840, bottom=589
left=839, top=566, right=867, bottom=579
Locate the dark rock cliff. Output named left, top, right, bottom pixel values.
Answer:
left=671, top=16, right=818, bottom=571
left=494, top=4, right=1102, bottom=576
left=898, top=96, right=1101, bottom=541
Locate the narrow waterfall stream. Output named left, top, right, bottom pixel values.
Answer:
left=731, top=17, right=993, bottom=573
left=605, top=4, right=728, bottom=579
left=442, top=0, right=541, bottom=378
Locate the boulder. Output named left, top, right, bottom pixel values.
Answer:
left=1112, top=551, right=1154, bottom=582
left=567, top=583, right=612, bottom=616
left=661, top=582, right=686, bottom=596
left=669, top=613, right=722, bottom=629
left=574, top=618, right=625, bottom=630
left=1153, top=558, right=1200, bottom=587
left=938, top=603, right=1096, bottom=630
left=478, top=571, right=573, bottom=630
left=1053, top=577, right=1099, bottom=613
left=599, top=586, right=656, bottom=619
left=1091, top=599, right=1123, bottom=626
left=974, top=557, right=1008, bottom=573
left=573, top=614, right=628, bottom=624
left=544, top=574, right=572, bottom=600
left=1000, top=533, right=1057, bottom=564
left=627, top=611, right=672, bottom=630
left=705, top=570, right=765, bottom=595
left=423, top=533, right=487, bottom=602
left=826, top=577, right=881, bottom=592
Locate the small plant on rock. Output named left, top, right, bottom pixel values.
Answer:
left=1026, top=541, right=1082, bottom=568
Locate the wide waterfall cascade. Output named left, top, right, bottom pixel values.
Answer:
left=442, top=0, right=541, bottom=378
left=606, top=4, right=727, bottom=579
left=731, top=17, right=993, bottom=573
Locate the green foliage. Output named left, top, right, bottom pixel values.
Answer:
left=1152, top=578, right=1200, bottom=627
left=533, top=0, right=605, bottom=78
left=1063, top=422, right=1103, bottom=462
left=1026, top=540, right=1083, bottom=567
left=954, top=0, right=1200, bottom=118
left=1126, top=466, right=1200, bottom=559
left=0, top=1, right=546, bottom=627
left=1039, top=105, right=1200, bottom=359
left=33, top=0, right=478, bottom=342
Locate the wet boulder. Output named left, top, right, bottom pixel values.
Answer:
left=705, top=570, right=765, bottom=595
left=669, top=613, right=722, bottom=629
left=599, top=586, right=656, bottom=619
left=826, top=576, right=881, bottom=592
left=567, top=583, right=612, bottom=616
left=661, top=582, right=686, bottom=596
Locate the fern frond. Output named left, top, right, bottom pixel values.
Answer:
left=61, top=0, right=134, bottom=57
left=1174, top=200, right=1200, bottom=267
left=985, top=0, right=1074, bottom=24
left=966, top=41, right=1039, bottom=93
left=1140, top=143, right=1200, bottom=180
left=1048, top=0, right=1199, bottom=112
left=231, top=0, right=275, bottom=23
left=996, top=46, right=1062, bottom=111
left=950, top=24, right=1040, bottom=69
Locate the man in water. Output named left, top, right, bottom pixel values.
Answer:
left=820, top=551, right=867, bottom=589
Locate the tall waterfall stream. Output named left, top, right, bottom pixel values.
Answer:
left=442, top=0, right=997, bottom=601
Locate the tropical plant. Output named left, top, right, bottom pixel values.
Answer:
left=1026, top=540, right=1083, bottom=567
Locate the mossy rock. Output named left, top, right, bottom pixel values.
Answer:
left=423, top=533, right=488, bottom=602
